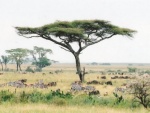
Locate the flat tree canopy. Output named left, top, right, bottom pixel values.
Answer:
left=15, top=20, right=136, bottom=82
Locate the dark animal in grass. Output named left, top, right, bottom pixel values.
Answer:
left=48, top=82, right=57, bottom=86
left=87, top=80, right=100, bottom=85
left=101, top=76, right=106, bottom=79
left=18, top=79, right=27, bottom=84
left=89, top=90, right=100, bottom=96
left=105, top=81, right=113, bottom=85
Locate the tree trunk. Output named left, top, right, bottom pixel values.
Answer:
left=74, top=54, right=85, bottom=82
left=19, top=63, right=22, bottom=71
left=16, top=62, right=19, bottom=71
left=5, top=64, right=7, bottom=71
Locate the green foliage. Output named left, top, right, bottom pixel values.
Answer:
left=6, top=48, right=28, bottom=60
left=32, top=46, right=52, bottom=58
left=25, top=66, right=34, bottom=72
left=128, top=67, right=137, bottom=73
left=16, top=19, right=136, bottom=82
left=0, top=90, right=14, bottom=102
left=113, top=92, right=124, bottom=104
left=6, top=48, right=28, bottom=71
left=1, top=55, right=10, bottom=70
left=0, top=90, right=141, bottom=108
left=27, top=91, right=43, bottom=103
left=29, top=46, right=52, bottom=70
left=34, top=57, right=51, bottom=69
left=16, top=19, right=136, bottom=43
left=34, top=67, right=42, bottom=72
left=45, top=90, right=72, bottom=100
left=145, top=70, right=150, bottom=74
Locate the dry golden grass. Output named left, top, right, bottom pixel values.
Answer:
left=0, top=63, right=147, bottom=95
left=0, top=71, right=118, bottom=96
left=0, top=63, right=150, bottom=113
left=0, top=103, right=148, bottom=113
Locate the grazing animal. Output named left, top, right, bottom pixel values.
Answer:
left=105, top=81, right=113, bottom=85
left=0, top=73, right=3, bottom=75
left=71, top=84, right=82, bottom=91
left=89, top=90, right=100, bottom=96
left=22, top=71, right=27, bottom=74
left=104, top=92, right=108, bottom=96
left=111, top=76, right=118, bottom=79
left=74, top=81, right=81, bottom=85
left=87, top=80, right=100, bottom=85
left=18, top=79, right=27, bottom=84
left=85, top=86, right=95, bottom=91
left=49, top=72, right=53, bottom=74
left=48, top=82, right=57, bottom=86
left=42, top=73, right=46, bottom=75
left=115, top=87, right=126, bottom=93
left=55, top=69, right=63, bottom=74
left=101, top=76, right=106, bottom=79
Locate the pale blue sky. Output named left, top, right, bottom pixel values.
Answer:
left=0, top=0, right=150, bottom=63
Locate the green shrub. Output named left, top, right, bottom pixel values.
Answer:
left=50, top=90, right=72, bottom=99
left=28, top=91, right=43, bottom=103
left=35, top=67, right=42, bottom=72
left=25, top=66, right=34, bottom=72
left=0, top=90, right=14, bottom=102
left=113, top=92, right=124, bottom=104
left=0, top=90, right=141, bottom=109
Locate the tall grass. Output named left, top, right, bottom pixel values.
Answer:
left=0, top=103, right=149, bottom=113
left=0, top=89, right=141, bottom=109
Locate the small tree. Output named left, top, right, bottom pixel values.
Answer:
left=29, top=46, right=52, bottom=71
left=128, top=67, right=137, bottom=73
left=16, top=19, right=136, bottom=82
left=127, top=77, right=150, bottom=109
left=6, top=48, right=28, bottom=71
left=35, top=57, right=51, bottom=69
left=1, top=55, right=10, bottom=70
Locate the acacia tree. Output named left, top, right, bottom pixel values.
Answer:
left=29, top=46, right=52, bottom=71
left=127, top=77, right=150, bottom=109
left=1, top=55, right=10, bottom=70
left=6, top=48, right=28, bottom=71
left=15, top=20, right=136, bottom=82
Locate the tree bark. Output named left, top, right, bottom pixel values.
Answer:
left=19, top=63, right=22, bottom=71
left=74, top=54, right=85, bottom=82
left=4, top=63, right=7, bottom=71
left=16, top=62, right=20, bottom=71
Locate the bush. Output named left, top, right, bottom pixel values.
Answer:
left=0, top=90, right=142, bottom=108
left=28, top=91, right=43, bottom=103
left=127, top=77, right=150, bottom=109
left=34, top=67, right=42, bottom=72
left=128, top=67, right=137, bottom=73
left=0, top=90, right=14, bottom=102
left=25, top=66, right=34, bottom=72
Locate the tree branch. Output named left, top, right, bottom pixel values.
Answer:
left=60, top=47, right=71, bottom=52
left=41, top=35, right=69, bottom=50
left=81, top=33, right=116, bottom=51
left=18, top=33, right=41, bottom=38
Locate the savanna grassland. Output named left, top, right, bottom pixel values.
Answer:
left=0, top=63, right=149, bottom=113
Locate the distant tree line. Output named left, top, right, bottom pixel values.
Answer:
left=0, top=46, right=53, bottom=71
